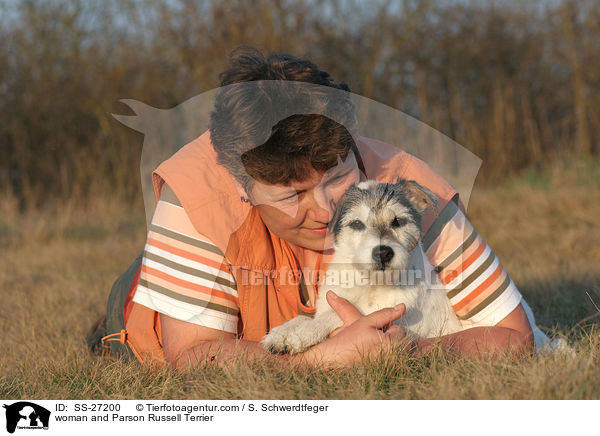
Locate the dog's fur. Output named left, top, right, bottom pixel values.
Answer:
left=262, top=179, right=464, bottom=354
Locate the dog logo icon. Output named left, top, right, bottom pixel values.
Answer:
left=2, top=402, right=50, bottom=433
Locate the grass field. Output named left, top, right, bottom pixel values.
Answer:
left=1, top=160, right=599, bottom=400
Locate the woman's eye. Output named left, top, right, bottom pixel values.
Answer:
left=391, top=217, right=408, bottom=228
left=278, top=193, right=297, bottom=202
left=328, top=171, right=353, bottom=185
left=349, top=220, right=366, bottom=231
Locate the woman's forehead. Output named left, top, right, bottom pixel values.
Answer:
left=253, top=153, right=358, bottom=195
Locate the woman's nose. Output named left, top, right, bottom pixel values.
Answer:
left=306, top=189, right=335, bottom=223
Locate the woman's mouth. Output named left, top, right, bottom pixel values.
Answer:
left=304, top=226, right=328, bottom=235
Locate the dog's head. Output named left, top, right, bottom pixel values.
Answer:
left=331, top=179, right=437, bottom=271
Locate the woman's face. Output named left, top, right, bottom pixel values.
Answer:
left=249, top=153, right=361, bottom=251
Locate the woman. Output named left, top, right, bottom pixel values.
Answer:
left=93, top=47, right=534, bottom=370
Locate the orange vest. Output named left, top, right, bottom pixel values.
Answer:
left=121, top=131, right=459, bottom=365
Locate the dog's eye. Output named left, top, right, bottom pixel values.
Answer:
left=391, top=217, right=408, bottom=228
left=348, top=220, right=365, bottom=231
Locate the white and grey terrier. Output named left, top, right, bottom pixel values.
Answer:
left=262, top=179, right=464, bottom=354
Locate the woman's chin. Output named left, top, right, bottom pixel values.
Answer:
left=297, top=233, right=334, bottom=252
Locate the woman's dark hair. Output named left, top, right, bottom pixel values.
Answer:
left=209, top=46, right=360, bottom=193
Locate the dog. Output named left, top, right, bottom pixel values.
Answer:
left=261, top=179, right=464, bottom=354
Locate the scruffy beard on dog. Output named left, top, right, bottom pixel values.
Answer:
left=262, top=179, right=464, bottom=354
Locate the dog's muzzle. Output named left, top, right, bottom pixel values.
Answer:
left=372, top=245, right=394, bottom=269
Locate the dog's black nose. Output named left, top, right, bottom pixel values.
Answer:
left=372, top=245, right=394, bottom=264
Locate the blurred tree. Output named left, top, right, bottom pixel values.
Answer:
left=1, top=0, right=598, bottom=207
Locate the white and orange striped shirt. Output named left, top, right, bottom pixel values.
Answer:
left=131, top=186, right=239, bottom=334
left=422, top=196, right=522, bottom=326
left=133, top=188, right=522, bottom=335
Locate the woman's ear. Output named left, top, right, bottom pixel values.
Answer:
left=232, top=179, right=251, bottom=204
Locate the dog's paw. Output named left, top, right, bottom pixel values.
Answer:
left=261, top=324, right=312, bottom=355
left=261, top=332, right=290, bottom=355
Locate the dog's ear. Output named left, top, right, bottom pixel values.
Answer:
left=328, top=187, right=351, bottom=233
left=404, top=181, right=438, bottom=214
left=329, top=184, right=362, bottom=235
left=394, top=177, right=405, bottom=186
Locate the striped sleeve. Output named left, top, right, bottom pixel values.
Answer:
left=422, top=197, right=522, bottom=327
left=132, top=186, right=239, bottom=334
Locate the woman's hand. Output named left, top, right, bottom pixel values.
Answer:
left=326, top=291, right=368, bottom=338
left=326, top=291, right=402, bottom=338
left=300, top=291, right=408, bottom=367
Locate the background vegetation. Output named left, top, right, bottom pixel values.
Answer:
left=1, top=0, right=599, bottom=399
left=1, top=0, right=600, bottom=206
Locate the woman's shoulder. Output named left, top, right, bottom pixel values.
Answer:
left=153, top=131, right=239, bottom=208
left=151, top=131, right=252, bottom=253
left=357, top=136, right=458, bottom=202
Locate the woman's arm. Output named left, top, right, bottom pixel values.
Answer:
left=327, top=292, right=534, bottom=357
left=130, top=184, right=241, bottom=364
left=415, top=303, right=534, bottom=357
left=162, top=294, right=533, bottom=372
left=160, top=313, right=266, bottom=370
left=160, top=301, right=409, bottom=371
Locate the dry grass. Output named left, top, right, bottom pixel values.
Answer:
left=1, top=161, right=600, bottom=400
